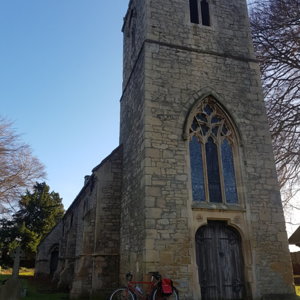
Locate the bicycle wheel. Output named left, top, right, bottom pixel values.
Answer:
left=109, top=287, right=136, bottom=300
left=151, top=287, right=179, bottom=300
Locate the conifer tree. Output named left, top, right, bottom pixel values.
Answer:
left=0, top=182, right=64, bottom=265
left=14, top=182, right=64, bottom=239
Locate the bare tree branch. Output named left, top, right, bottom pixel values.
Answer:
left=0, top=117, right=46, bottom=216
left=249, top=0, right=300, bottom=210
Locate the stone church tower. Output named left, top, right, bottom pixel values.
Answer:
left=35, top=0, right=295, bottom=299
left=119, top=0, right=294, bottom=299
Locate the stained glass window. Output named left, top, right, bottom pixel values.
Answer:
left=189, top=97, right=239, bottom=205
left=221, top=139, right=238, bottom=203
left=190, top=136, right=206, bottom=202
left=206, top=137, right=222, bottom=203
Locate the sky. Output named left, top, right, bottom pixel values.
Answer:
left=0, top=0, right=299, bottom=243
left=0, top=1, right=129, bottom=210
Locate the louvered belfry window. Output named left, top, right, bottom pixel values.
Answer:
left=189, top=0, right=210, bottom=26
left=189, top=97, right=238, bottom=204
left=189, top=0, right=200, bottom=24
left=201, top=0, right=210, bottom=26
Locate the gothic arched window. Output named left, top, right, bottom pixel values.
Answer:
left=188, top=97, right=239, bottom=204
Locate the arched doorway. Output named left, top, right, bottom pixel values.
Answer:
left=49, top=245, right=59, bottom=277
left=196, top=221, right=245, bottom=299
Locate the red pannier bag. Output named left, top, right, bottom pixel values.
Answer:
left=161, top=278, right=173, bottom=295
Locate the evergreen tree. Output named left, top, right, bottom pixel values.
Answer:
left=0, top=219, right=18, bottom=266
left=0, top=182, right=64, bottom=264
left=15, top=182, right=64, bottom=239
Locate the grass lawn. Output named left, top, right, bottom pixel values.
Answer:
left=0, top=271, right=68, bottom=300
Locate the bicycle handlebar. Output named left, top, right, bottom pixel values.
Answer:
left=148, top=271, right=161, bottom=280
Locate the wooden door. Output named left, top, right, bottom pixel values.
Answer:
left=196, top=221, right=245, bottom=300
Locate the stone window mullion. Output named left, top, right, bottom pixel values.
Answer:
left=217, top=137, right=226, bottom=204
left=229, top=140, right=240, bottom=203
left=201, top=139, right=210, bottom=203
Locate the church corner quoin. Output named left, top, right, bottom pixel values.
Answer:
left=35, top=0, right=295, bottom=299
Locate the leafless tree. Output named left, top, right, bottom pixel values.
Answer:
left=0, top=118, right=46, bottom=215
left=249, top=0, right=300, bottom=209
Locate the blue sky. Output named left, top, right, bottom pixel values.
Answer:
left=0, top=1, right=129, bottom=209
left=0, top=0, right=299, bottom=240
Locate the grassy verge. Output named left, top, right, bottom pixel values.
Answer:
left=0, top=273, right=68, bottom=300
left=22, top=277, right=68, bottom=300
left=0, top=267, right=35, bottom=276
left=296, top=286, right=300, bottom=297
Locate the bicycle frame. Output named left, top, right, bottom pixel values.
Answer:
left=109, top=272, right=178, bottom=300
left=126, top=276, right=159, bottom=299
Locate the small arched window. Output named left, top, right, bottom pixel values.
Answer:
left=188, top=97, right=238, bottom=204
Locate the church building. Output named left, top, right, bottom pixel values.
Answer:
left=35, top=0, right=295, bottom=299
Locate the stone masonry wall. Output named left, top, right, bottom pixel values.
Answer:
left=70, top=178, right=96, bottom=298
left=35, top=222, right=63, bottom=278
left=57, top=201, right=79, bottom=290
left=93, top=146, right=122, bottom=295
left=146, top=0, right=254, bottom=59
left=119, top=46, right=147, bottom=282
left=36, top=0, right=294, bottom=299
left=122, top=0, right=146, bottom=89
left=120, top=0, right=294, bottom=299
left=143, top=41, right=293, bottom=299
left=144, top=0, right=293, bottom=298
left=120, top=0, right=148, bottom=281
left=70, top=147, right=123, bottom=299
left=36, top=147, right=123, bottom=299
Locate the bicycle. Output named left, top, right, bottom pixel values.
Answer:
left=109, top=271, right=179, bottom=300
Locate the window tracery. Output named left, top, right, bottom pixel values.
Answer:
left=189, top=97, right=238, bottom=204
